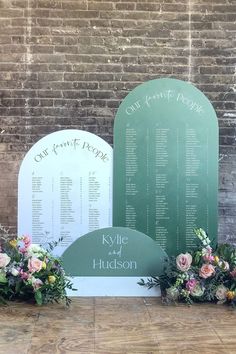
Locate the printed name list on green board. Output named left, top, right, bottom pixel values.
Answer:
left=113, top=78, right=218, bottom=256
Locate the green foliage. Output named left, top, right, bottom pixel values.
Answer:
left=216, top=243, right=236, bottom=265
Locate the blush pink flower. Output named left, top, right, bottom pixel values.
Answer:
left=176, top=253, right=192, bottom=272
left=186, top=279, right=198, bottom=292
left=0, top=253, right=11, bottom=268
left=230, top=268, right=236, bottom=278
left=28, top=258, right=43, bottom=273
left=203, top=254, right=215, bottom=262
left=202, top=246, right=214, bottom=262
left=22, top=235, right=31, bottom=249
left=199, top=264, right=215, bottom=279
left=20, top=269, right=30, bottom=280
left=32, top=278, right=43, bottom=291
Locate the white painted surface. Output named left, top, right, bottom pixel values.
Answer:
left=18, top=129, right=113, bottom=256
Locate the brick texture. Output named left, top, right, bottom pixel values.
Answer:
left=0, top=0, right=235, bottom=242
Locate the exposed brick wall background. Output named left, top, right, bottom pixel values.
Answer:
left=0, top=0, right=235, bottom=242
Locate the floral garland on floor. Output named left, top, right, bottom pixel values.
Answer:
left=139, top=228, right=236, bottom=306
left=0, top=228, right=75, bottom=306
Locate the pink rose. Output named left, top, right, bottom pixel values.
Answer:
left=176, top=253, right=192, bottom=272
left=28, top=258, right=43, bottom=273
left=199, top=264, right=215, bottom=279
left=0, top=253, right=11, bottom=268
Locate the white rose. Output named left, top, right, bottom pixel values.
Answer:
left=215, top=285, right=228, bottom=301
left=0, top=253, right=11, bottom=268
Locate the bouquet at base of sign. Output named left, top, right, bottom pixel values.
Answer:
left=139, top=228, right=236, bottom=306
left=0, top=227, right=75, bottom=306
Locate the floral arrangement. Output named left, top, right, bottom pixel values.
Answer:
left=139, top=228, right=236, bottom=306
left=0, top=228, right=75, bottom=306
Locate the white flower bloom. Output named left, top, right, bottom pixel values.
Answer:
left=166, top=286, right=179, bottom=300
left=0, top=253, right=11, bottom=268
left=11, top=268, right=19, bottom=276
left=215, top=285, right=228, bottom=301
left=27, top=244, right=47, bottom=258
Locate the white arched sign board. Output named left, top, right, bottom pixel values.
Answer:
left=18, top=130, right=113, bottom=256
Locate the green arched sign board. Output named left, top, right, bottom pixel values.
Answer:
left=62, top=227, right=167, bottom=277
left=113, top=78, right=218, bottom=255
left=62, top=227, right=168, bottom=296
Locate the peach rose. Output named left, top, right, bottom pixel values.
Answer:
left=199, top=264, right=215, bottom=279
left=28, top=257, right=43, bottom=273
left=0, top=253, right=11, bottom=268
left=176, top=253, right=192, bottom=272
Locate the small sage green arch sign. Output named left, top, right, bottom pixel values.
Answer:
left=62, top=227, right=167, bottom=277
left=113, top=78, right=218, bottom=255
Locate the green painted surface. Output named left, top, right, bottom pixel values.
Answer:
left=113, top=78, right=218, bottom=256
left=61, top=227, right=168, bottom=276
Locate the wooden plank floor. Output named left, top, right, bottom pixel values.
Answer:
left=0, top=297, right=236, bottom=354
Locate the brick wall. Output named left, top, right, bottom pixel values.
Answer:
left=0, top=0, right=235, bottom=242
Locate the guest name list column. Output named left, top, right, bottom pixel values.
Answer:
left=32, top=174, right=46, bottom=243
left=184, top=127, right=208, bottom=249
left=124, top=126, right=152, bottom=236
left=113, top=78, right=218, bottom=256
left=60, top=175, right=76, bottom=248
left=125, top=128, right=138, bottom=230
left=155, top=127, right=170, bottom=250
left=18, top=130, right=113, bottom=257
